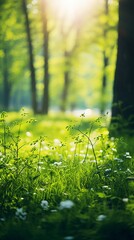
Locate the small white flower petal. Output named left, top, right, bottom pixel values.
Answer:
left=64, top=237, right=74, bottom=240
left=122, top=198, right=128, bottom=203
left=41, top=200, right=49, bottom=210
left=59, top=200, right=74, bottom=210
left=97, top=214, right=106, bottom=221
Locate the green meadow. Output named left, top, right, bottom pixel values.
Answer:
left=1, top=0, right=134, bottom=239
left=0, top=111, right=134, bottom=240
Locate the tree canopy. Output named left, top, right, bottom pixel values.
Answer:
left=0, top=0, right=118, bottom=115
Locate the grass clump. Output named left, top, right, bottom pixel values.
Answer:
left=0, top=110, right=134, bottom=239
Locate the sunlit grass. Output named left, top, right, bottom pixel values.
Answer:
left=0, top=111, right=134, bottom=239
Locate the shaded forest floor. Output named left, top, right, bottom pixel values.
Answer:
left=0, top=111, right=134, bottom=240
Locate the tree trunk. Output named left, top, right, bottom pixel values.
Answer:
left=100, top=0, right=109, bottom=115
left=3, top=48, right=11, bottom=110
left=101, top=51, right=109, bottom=115
left=110, top=0, right=134, bottom=135
left=22, top=0, right=37, bottom=114
left=60, top=51, right=70, bottom=112
left=41, top=0, right=49, bottom=115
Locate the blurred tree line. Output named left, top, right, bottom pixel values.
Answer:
left=0, top=0, right=118, bottom=114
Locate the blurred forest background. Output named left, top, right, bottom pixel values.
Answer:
left=0, top=0, right=118, bottom=115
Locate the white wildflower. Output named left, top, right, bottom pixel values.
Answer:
left=51, top=209, right=57, bottom=213
left=127, top=168, right=133, bottom=174
left=126, top=152, right=130, bottom=155
left=70, top=147, right=75, bottom=152
left=64, top=236, right=74, bottom=240
left=90, top=160, right=96, bottom=163
left=105, top=168, right=111, bottom=173
left=15, top=208, right=27, bottom=220
left=38, top=188, right=45, bottom=191
left=97, top=214, right=106, bottom=221
left=111, top=148, right=117, bottom=152
left=43, top=146, right=49, bottom=151
left=70, top=142, right=75, bottom=146
left=87, top=144, right=92, bottom=149
left=53, top=162, right=62, bottom=166
left=54, top=139, right=62, bottom=147
left=59, top=200, right=74, bottom=210
left=102, top=185, right=111, bottom=190
left=38, top=166, right=42, bottom=171
left=26, top=131, right=32, bottom=137
left=38, top=161, right=44, bottom=165
left=41, top=200, right=49, bottom=210
left=102, top=185, right=109, bottom=189
left=79, top=153, right=85, bottom=158
left=0, top=218, right=5, bottom=221
left=114, top=158, right=123, bottom=162
left=122, top=198, right=129, bottom=203
left=124, top=152, right=132, bottom=159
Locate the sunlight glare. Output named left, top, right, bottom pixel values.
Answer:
left=53, top=0, right=96, bottom=22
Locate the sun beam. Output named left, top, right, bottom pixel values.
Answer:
left=58, top=0, right=85, bottom=15
left=52, top=0, right=96, bottom=22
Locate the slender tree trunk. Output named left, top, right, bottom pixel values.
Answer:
left=60, top=25, right=79, bottom=112
left=41, top=0, right=49, bottom=115
left=22, top=0, right=37, bottom=114
left=101, top=52, right=109, bottom=114
left=60, top=51, right=70, bottom=112
left=100, top=0, right=109, bottom=115
left=110, top=0, right=134, bottom=134
left=61, top=71, right=70, bottom=112
left=3, top=48, right=11, bottom=110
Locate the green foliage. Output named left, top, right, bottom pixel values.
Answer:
left=0, top=0, right=118, bottom=112
left=0, top=112, right=134, bottom=239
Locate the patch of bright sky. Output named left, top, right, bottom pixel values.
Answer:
left=52, top=0, right=98, bottom=21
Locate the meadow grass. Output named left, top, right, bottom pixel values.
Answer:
left=0, top=110, right=134, bottom=240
